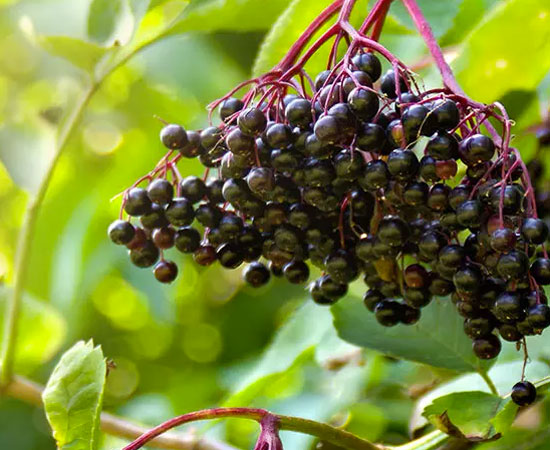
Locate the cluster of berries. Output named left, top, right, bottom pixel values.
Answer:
left=109, top=48, right=550, bottom=380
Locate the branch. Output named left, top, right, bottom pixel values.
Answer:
left=4, top=376, right=237, bottom=450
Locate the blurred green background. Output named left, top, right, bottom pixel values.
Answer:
left=1, top=0, right=550, bottom=449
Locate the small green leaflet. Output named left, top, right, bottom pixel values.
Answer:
left=87, top=0, right=124, bottom=43
left=43, top=341, right=107, bottom=450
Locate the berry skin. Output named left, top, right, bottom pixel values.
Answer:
left=352, top=53, right=382, bottom=81
left=310, top=280, right=336, bottom=305
left=432, top=99, right=460, bottom=130
left=378, top=216, right=410, bottom=247
left=152, top=227, right=175, bottom=249
left=108, top=220, right=135, bottom=245
left=141, top=203, right=169, bottom=229
left=285, top=98, right=313, bottom=129
left=153, top=260, right=178, bottom=283
left=374, top=300, right=403, bottom=326
left=216, top=242, right=244, bottom=269
left=426, top=131, right=459, bottom=160
left=356, top=123, right=386, bottom=152
left=147, top=179, right=174, bottom=206
left=458, top=134, right=495, bottom=166
left=193, top=245, right=217, bottom=266
left=456, top=200, right=483, bottom=228
left=453, top=265, right=482, bottom=294
left=124, top=188, right=152, bottom=216
left=492, top=291, right=525, bottom=323
left=324, top=249, right=358, bottom=283
left=401, top=104, right=437, bottom=142
left=497, top=250, right=529, bottom=280
left=348, top=88, right=379, bottom=121
left=511, top=381, right=537, bottom=407
left=129, top=241, right=160, bottom=268
left=165, top=198, right=194, bottom=227
left=530, top=258, right=550, bottom=285
left=195, top=204, right=222, bottom=228
left=527, top=304, right=550, bottom=331
left=521, top=218, right=549, bottom=244
left=387, top=149, right=419, bottom=182
left=380, top=69, right=407, bottom=99
left=160, top=124, right=188, bottom=149
left=314, top=115, right=341, bottom=144
left=363, top=289, right=384, bottom=312
left=464, top=316, right=494, bottom=339
left=283, top=260, right=310, bottom=284
left=472, top=334, right=501, bottom=359
left=243, top=262, right=271, bottom=287
left=174, top=227, right=201, bottom=253
left=220, top=97, right=244, bottom=122
left=360, top=160, right=390, bottom=191
left=490, top=228, right=517, bottom=252
left=180, top=176, right=207, bottom=203
left=318, top=274, right=348, bottom=300
left=238, top=107, right=267, bottom=136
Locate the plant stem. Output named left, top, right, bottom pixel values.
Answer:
left=0, top=84, right=97, bottom=387
left=121, top=408, right=381, bottom=450
left=478, top=369, right=499, bottom=396
left=400, top=0, right=464, bottom=95
left=0, top=24, right=179, bottom=388
left=4, top=376, right=236, bottom=450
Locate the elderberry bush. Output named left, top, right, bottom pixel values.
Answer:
left=109, top=48, right=550, bottom=372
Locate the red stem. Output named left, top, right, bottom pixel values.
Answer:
left=275, top=0, right=344, bottom=73
left=400, top=0, right=464, bottom=95
left=123, top=408, right=267, bottom=450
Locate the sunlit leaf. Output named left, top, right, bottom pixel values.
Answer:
left=423, top=391, right=516, bottom=441
left=35, top=35, right=110, bottom=73
left=88, top=0, right=124, bottom=43
left=165, top=0, right=290, bottom=36
left=453, top=0, right=550, bottom=102
left=410, top=360, right=549, bottom=433
left=43, top=341, right=106, bottom=450
left=332, top=293, right=491, bottom=372
left=0, top=287, right=66, bottom=373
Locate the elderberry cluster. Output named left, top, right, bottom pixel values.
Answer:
left=108, top=50, right=550, bottom=372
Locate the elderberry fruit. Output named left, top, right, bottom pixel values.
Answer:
left=243, top=262, right=270, bottom=287
left=153, top=260, right=178, bottom=283
left=160, top=124, right=188, bottom=149
left=511, top=381, right=537, bottom=406
left=108, top=220, right=135, bottom=245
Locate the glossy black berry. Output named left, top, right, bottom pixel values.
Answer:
left=387, top=149, right=419, bottom=182
left=374, top=300, right=402, bottom=326
left=160, top=124, right=188, bottom=149
left=285, top=98, right=313, bottom=129
left=527, top=304, right=550, bottom=331
left=283, top=260, right=310, bottom=284
left=492, top=291, right=525, bottom=323
left=217, top=242, right=244, bottom=269
left=243, top=262, right=270, bottom=287
left=147, top=179, right=174, bottom=205
left=324, top=249, right=358, bottom=284
left=352, top=53, right=382, bottom=81
left=531, top=258, right=550, bottom=285
left=129, top=240, right=160, bottom=268
left=108, top=220, right=135, bottom=245
left=348, top=88, right=379, bottom=121
left=432, top=99, right=460, bottom=130
left=165, top=198, right=194, bottom=227
left=472, top=334, right=501, bottom=359
left=456, top=199, right=483, bottom=228
left=154, top=260, right=178, bottom=283
left=497, top=250, right=529, bottom=280
left=380, top=70, right=407, bottom=99
left=426, top=131, right=459, bottom=160
left=174, top=227, right=201, bottom=253
left=360, top=160, right=390, bottom=191
left=152, top=227, right=175, bottom=249
left=220, top=97, right=244, bottom=122
left=490, top=228, right=517, bottom=252
left=314, top=115, right=341, bottom=144
left=511, top=381, right=537, bottom=406
left=238, top=107, right=267, bottom=136
left=140, top=203, right=169, bottom=229
left=124, top=188, right=152, bottom=216
left=521, top=218, right=548, bottom=244
left=180, top=176, right=207, bottom=203
left=459, top=134, right=495, bottom=166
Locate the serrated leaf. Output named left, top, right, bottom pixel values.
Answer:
left=332, top=294, right=490, bottom=372
left=453, top=0, right=550, bottom=102
left=87, top=0, right=124, bottom=43
left=43, top=341, right=106, bottom=450
left=410, top=360, right=549, bottom=433
left=224, top=301, right=333, bottom=405
left=0, top=287, right=66, bottom=372
left=36, top=35, right=110, bottom=73
left=166, top=0, right=290, bottom=36
left=423, top=391, right=516, bottom=441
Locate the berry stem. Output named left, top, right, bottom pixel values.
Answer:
left=122, top=407, right=380, bottom=450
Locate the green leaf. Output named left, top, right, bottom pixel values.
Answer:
left=224, top=301, right=333, bottom=405
left=87, top=0, right=124, bottom=43
left=332, top=293, right=490, bottom=372
left=0, top=287, right=66, bottom=372
left=36, top=35, right=110, bottom=73
left=42, top=341, right=107, bottom=450
left=252, top=0, right=333, bottom=76
left=423, top=391, right=516, bottom=441
left=166, top=0, right=290, bottom=36
left=439, top=0, right=499, bottom=47
left=410, top=360, right=549, bottom=433
left=390, top=0, right=465, bottom=39
left=453, top=0, right=550, bottom=103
